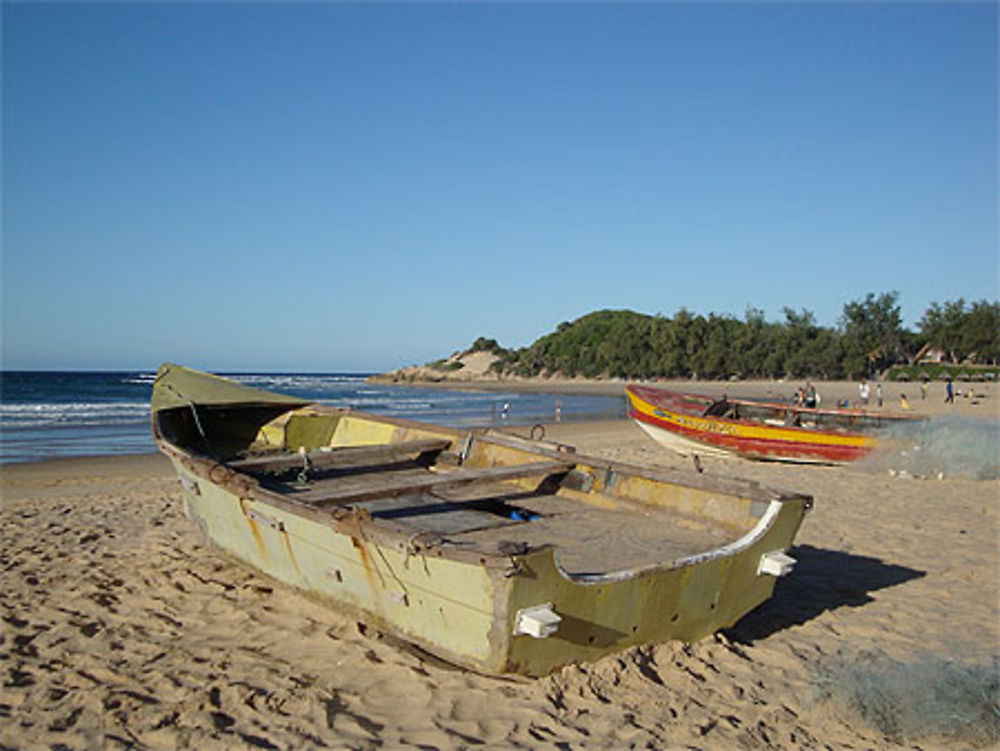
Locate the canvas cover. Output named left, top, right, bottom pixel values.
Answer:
left=151, top=363, right=311, bottom=413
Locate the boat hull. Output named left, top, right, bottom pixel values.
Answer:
left=153, top=365, right=813, bottom=676
left=627, top=385, right=879, bottom=463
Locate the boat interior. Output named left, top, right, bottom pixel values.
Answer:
left=155, top=403, right=772, bottom=576
left=659, top=390, right=917, bottom=432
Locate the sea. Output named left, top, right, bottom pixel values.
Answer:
left=0, top=371, right=627, bottom=465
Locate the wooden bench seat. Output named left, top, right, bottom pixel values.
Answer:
left=228, top=438, right=452, bottom=474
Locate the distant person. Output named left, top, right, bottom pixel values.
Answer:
left=501, top=401, right=511, bottom=419
left=945, top=379, right=954, bottom=404
left=920, top=382, right=927, bottom=401
left=804, top=382, right=817, bottom=409
left=876, top=383, right=883, bottom=408
left=900, top=393, right=911, bottom=410
left=554, top=399, right=563, bottom=422
left=859, top=379, right=870, bottom=407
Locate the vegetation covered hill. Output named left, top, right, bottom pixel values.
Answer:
left=470, top=293, right=999, bottom=381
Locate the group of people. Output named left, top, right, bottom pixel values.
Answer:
left=791, top=377, right=968, bottom=412
left=793, top=379, right=889, bottom=410
left=794, top=382, right=820, bottom=408
left=865, top=377, right=964, bottom=408
left=857, top=379, right=883, bottom=407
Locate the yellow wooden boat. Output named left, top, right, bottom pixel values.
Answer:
left=152, top=364, right=812, bottom=677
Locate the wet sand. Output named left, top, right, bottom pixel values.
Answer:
left=1, top=383, right=997, bottom=749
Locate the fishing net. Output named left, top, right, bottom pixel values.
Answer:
left=856, top=416, right=1000, bottom=480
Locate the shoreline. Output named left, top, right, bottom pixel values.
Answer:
left=372, top=375, right=998, bottom=421
left=0, top=450, right=171, bottom=473
left=2, top=377, right=995, bottom=470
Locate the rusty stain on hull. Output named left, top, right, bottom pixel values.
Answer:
left=351, top=535, right=385, bottom=618
left=242, top=501, right=268, bottom=562
left=282, top=529, right=301, bottom=577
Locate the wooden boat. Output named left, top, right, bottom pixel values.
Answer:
left=627, top=384, right=923, bottom=464
left=152, top=364, right=812, bottom=677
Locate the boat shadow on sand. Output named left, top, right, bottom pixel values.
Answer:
left=723, top=544, right=926, bottom=644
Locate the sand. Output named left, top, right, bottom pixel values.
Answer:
left=2, top=381, right=997, bottom=750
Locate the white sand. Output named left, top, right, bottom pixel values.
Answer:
left=1, top=396, right=997, bottom=749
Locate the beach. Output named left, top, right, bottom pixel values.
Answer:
left=1, top=380, right=997, bottom=749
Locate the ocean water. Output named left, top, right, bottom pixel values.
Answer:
left=0, top=371, right=627, bottom=465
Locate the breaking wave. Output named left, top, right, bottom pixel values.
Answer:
left=0, top=401, right=150, bottom=428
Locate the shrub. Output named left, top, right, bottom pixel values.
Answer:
left=429, top=359, right=464, bottom=372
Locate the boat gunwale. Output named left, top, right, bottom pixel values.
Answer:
left=151, top=397, right=797, bottom=507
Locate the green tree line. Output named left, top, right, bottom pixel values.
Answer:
left=470, top=293, right=999, bottom=380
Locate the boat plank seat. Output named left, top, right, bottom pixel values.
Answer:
left=289, top=460, right=575, bottom=507
left=228, top=438, right=452, bottom=474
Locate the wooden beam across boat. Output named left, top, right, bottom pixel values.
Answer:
left=228, top=438, right=452, bottom=474
left=292, top=460, right=575, bottom=507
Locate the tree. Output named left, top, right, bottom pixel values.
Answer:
left=961, top=300, right=1000, bottom=364
left=484, top=295, right=1000, bottom=381
left=693, top=314, right=741, bottom=379
left=779, top=308, right=844, bottom=379
left=919, top=299, right=967, bottom=363
left=684, top=313, right=710, bottom=379
left=840, top=292, right=904, bottom=377
left=469, top=337, right=504, bottom=355
left=650, top=311, right=690, bottom=377
left=782, top=308, right=818, bottom=378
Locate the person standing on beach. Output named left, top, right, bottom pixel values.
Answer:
left=804, top=382, right=818, bottom=409
left=876, top=383, right=883, bottom=408
left=945, top=379, right=954, bottom=403
left=859, top=379, right=870, bottom=407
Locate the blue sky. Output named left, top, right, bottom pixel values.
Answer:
left=3, top=2, right=997, bottom=372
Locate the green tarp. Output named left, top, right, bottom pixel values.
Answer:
left=151, top=363, right=311, bottom=413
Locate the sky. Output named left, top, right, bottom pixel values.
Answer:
left=2, top=2, right=997, bottom=373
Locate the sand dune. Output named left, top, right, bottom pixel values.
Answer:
left=2, top=410, right=997, bottom=749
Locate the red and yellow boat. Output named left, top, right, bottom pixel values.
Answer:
left=626, top=385, right=922, bottom=464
